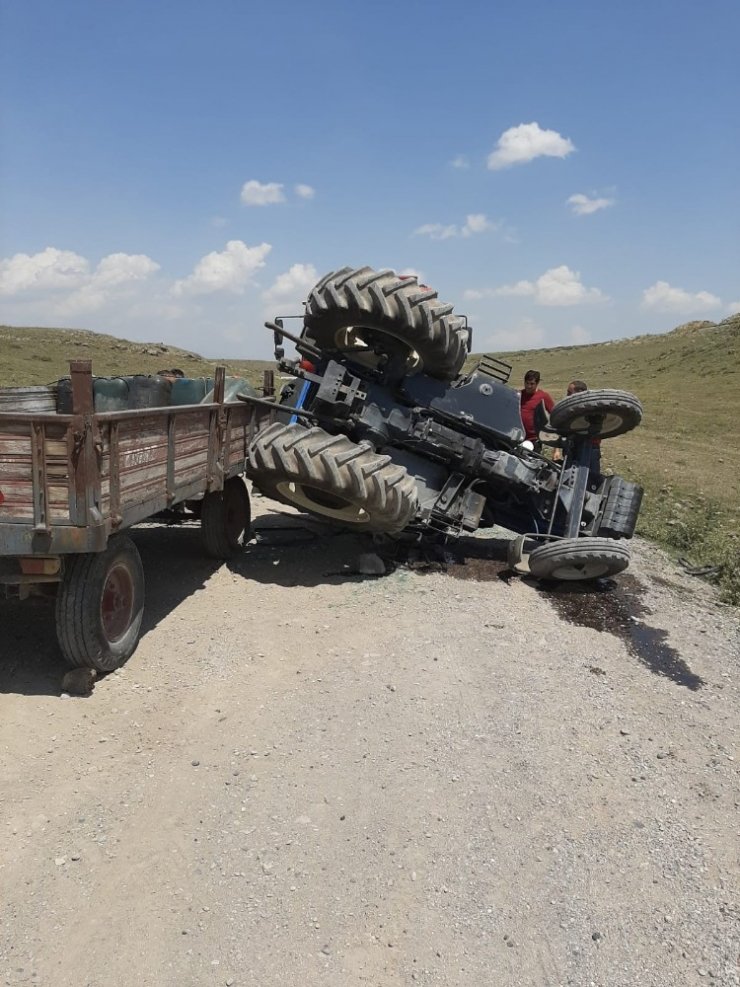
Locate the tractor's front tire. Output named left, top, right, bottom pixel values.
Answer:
left=528, top=537, right=631, bottom=581
left=548, top=389, right=643, bottom=439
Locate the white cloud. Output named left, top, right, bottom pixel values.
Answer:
left=92, top=253, right=159, bottom=287
left=398, top=267, right=425, bottom=282
left=567, top=193, right=615, bottom=216
left=462, top=213, right=493, bottom=236
left=413, top=222, right=458, bottom=241
left=262, top=263, right=318, bottom=311
left=58, top=253, right=160, bottom=314
left=569, top=324, right=592, bottom=345
left=0, top=245, right=277, bottom=357
left=465, top=280, right=533, bottom=300
left=0, top=247, right=89, bottom=296
left=0, top=246, right=160, bottom=317
left=240, top=180, right=285, bottom=206
left=482, top=317, right=546, bottom=351
left=728, top=301, right=740, bottom=314
left=414, top=213, right=496, bottom=240
left=465, top=265, right=607, bottom=307
left=487, top=122, right=575, bottom=170
left=172, top=240, right=271, bottom=296
left=533, top=266, right=606, bottom=305
left=294, top=183, right=315, bottom=200
left=641, top=280, right=721, bottom=314
left=450, top=155, right=469, bottom=169
left=496, top=279, right=538, bottom=298
left=465, top=280, right=536, bottom=301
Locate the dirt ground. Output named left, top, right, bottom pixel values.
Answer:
left=1, top=492, right=738, bottom=987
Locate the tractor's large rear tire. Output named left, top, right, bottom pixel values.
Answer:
left=528, top=537, right=631, bottom=581
left=303, top=266, right=469, bottom=380
left=56, top=534, right=145, bottom=672
left=248, top=422, right=418, bottom=534
left=549, top=390, right=643, bottom=439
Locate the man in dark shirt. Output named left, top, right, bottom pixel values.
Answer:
left=567, top=378, right=602, bottom=484
left=519, top=370, right=554, bottom=443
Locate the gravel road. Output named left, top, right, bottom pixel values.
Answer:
left=1, top=493, right=738, bottom=987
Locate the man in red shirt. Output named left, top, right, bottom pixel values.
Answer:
left=519, top=370, right=554, bottom=444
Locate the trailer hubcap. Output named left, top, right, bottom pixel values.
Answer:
left=100, top=563, right=134, bottom=642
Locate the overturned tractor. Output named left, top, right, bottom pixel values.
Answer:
left=246, top=266, right=643, bottom=581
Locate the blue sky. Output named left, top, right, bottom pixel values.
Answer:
left=1, top=0, right=738, bottom=359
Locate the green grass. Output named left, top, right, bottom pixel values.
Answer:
left=2, top=314, right=739, bottom=602
left=467, top=313, right=740, bottom=603
left=631, top=482, right=740, bottom=605
left=0, top=325, right=274, bottom=392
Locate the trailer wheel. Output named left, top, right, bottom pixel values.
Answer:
left=200, top=476, right=251, bottom=558
left=248, top=422, right=418, bottom=533
left=56, top=534, right=145, bottom=672
left=528, top=537, right=631, bottom=581
left=548, top=390, right=643, bottom=439
left=303, top=266, right=469, bottom=380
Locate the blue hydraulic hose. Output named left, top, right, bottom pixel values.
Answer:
left=289, top=379, right=311, bottom=425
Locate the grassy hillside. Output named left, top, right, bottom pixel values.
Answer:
left=481, top=314, right=740, bottom=510
left=474, top=314, right=740, bottom=602
left=2, top=315, right=739, bottom=601
left=0, top=325, right=274, bottom=391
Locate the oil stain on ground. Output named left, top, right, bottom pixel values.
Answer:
left=441, top=557, right=511, bottom=582
left=394, top=538, right=704, bottom=691
left=538, top=573, right=705, bottom=691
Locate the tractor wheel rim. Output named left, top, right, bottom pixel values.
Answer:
left=549, top=559, right=612, bottom=580
left=567, top=411, right=625, bottom=435
left=336, top=327, right=421, bottom=373
left=275, top=480, right=371, bottom=524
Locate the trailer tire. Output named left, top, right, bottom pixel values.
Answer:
left=56, top=534, right=145, bottom=672
left=549, top=390, right=643, bottom=439
left=528, top=537, right=631, bottom=581
left=248, top=422, right=418, bottom=534
left=200, top=476, right=251, bottom=559
left=303, top=266, right=469, bottom=379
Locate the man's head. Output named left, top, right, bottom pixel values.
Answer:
left=523, top=370, right=540, bottom=395
left=567, top=379, right=588, bottom=396
left=157, top=368, right=185, bottom=382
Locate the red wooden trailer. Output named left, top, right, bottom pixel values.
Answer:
left=0, top=360, right=270, bottom=671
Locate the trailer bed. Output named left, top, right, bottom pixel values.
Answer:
left=0, top=360, right=271, bottom=670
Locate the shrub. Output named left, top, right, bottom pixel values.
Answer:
left=636, top=485, right=740, bottom=605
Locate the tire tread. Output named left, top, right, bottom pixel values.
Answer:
left=248, top=422, right=418, bottom=533
left=303, top=266, right=468, bottom=379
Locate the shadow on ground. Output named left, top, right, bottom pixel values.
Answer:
left=0, top=508, right=380, bottom=697
left=4, top=507, right=697, bottom=697
left=538, top=574, right=706, bottom=691
left=231, top=506, right=517, bottom=588
left=0, top=521, right=223, bottom=698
